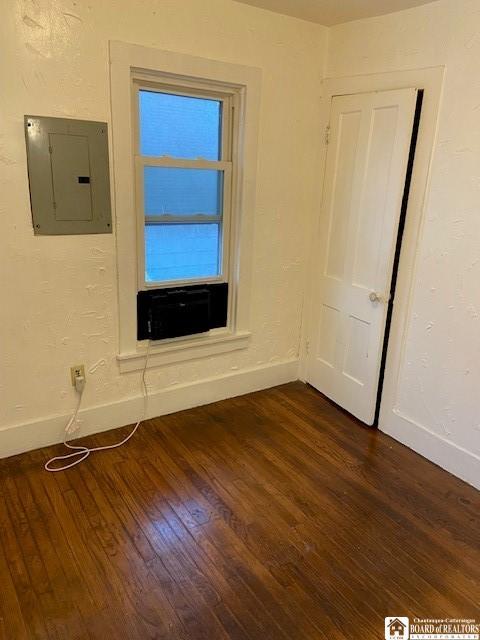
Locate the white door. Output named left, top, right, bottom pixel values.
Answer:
left=307, top=88, right=418, bottom=425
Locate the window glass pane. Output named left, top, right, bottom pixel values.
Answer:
left=139, top=90, right=221, bottom=160
left=144, top=167, right=223, bottom=216
left=145, top=223, right=220, bottom=283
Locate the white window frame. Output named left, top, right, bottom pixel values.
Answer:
left=133, top=77, right=234, bottom=290
left=109, top=42, right=261, bottom=372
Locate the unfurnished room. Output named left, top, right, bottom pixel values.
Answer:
left=0, top=0, right=479, bottom=638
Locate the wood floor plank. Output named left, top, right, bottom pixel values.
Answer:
left=0, top=532, right=30, bottom=640
left=0, top=382, right=478, bottom=639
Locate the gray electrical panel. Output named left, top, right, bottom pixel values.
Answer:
left=24, top=115, right=112, bottom=235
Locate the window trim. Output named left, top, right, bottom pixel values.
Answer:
left=109, top=41, right=261, bottom=367
left=133, top=79, right=234, bottom=289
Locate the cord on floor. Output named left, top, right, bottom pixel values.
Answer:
left=45, top=341, right=151, bottom=472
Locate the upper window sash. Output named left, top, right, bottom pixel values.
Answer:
left=132, top=80, right=233, bottom=163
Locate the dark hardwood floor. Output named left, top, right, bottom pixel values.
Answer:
left=0, top=382, right=478, bottom=639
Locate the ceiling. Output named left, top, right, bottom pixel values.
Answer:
left=233, top=0, right=435, bottom=26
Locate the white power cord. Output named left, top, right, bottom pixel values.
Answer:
left=45, top=341, right=151, bottom=472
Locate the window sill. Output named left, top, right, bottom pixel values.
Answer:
left=117, top=329, right=251, bottom=373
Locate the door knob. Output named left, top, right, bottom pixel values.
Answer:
left=369, top=291, right=382, bottom=303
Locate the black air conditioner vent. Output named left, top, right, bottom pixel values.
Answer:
left=137, top=283, right=228, bottom=341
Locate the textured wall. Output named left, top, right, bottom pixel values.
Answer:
left=0, top=0, right=327, bottom=431
left=329, top=0, right=480, bottom=460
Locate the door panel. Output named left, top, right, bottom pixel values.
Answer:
left=352, top=105, right=399, bottom=288
left=325, top=109, right=362, bottom=280
left=307, top=88, right=418, bottom=425
left=317, top=304, right=339, bottom=368
left=343, top=314, right=369, bottom=385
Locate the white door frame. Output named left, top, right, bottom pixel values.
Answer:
left=301, top=66, right=445, bottom=430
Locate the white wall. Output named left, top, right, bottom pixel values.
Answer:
left=0, top=0, right=327, bottom=453
left=328, top=0, right=480, bottom=486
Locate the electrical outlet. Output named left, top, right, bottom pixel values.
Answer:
left=70, top=364, right=85, bottom=386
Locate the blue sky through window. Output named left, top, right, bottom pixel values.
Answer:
left=139, top=90, right=221, bottom=160
left=144, top=167, right=223, bottom=216
left=145, top=224, right=219, bottom=283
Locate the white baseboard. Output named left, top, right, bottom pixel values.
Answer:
left=0, top=358, right=299, bottom=460
left=380, top=409, right=480, bottom=490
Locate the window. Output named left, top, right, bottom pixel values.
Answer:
left=134, top=83, right=233, bottom=287
left=110, top=43, right=260, bottom=367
